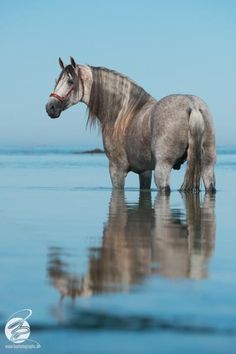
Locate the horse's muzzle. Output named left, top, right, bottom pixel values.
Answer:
left=46, top=99, right=62, bottom=119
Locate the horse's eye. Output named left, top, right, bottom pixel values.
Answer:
left=67, top=79, right=73, bottom=85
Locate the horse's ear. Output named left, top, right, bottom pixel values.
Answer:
left=70, top=56, right=76, bottom=69
left=59, top=57, right=64, bottom=70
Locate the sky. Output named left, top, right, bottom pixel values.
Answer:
left=0, top=0, right=236, bottom=147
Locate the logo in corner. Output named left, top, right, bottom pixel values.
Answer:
left=5, top=309, right=40, bottom=349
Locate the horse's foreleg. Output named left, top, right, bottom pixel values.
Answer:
left=154, top=162, right=172, bottom=192
left=109, top=162, right=126, bottom=189
left=139, top=171, right=152, bottom=189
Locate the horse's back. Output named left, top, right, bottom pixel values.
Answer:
left=151, top=94, right=213, bottom=137
left=152, top=94, right=211, bottom=122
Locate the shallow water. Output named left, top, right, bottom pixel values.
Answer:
left=0, top=146, right=236, bottom=353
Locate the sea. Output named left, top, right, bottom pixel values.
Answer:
left=0, top=145, right=235, bottom=354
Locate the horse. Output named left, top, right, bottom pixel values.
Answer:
left=46, top=57, right=216, bottom=192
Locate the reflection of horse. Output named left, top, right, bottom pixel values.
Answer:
left=154, top=193, right=215, bottom=279
left=47, top=192, right=216, bottom=300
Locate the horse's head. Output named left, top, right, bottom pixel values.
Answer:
left=46, top=57, right=85, bottom=119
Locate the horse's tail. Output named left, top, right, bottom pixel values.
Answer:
left=181, top=108, right=205, bottom=191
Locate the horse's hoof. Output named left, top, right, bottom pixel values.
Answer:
left=159, top=186, right=171, bottom=195
left=206, top=183, right=216, bottom=194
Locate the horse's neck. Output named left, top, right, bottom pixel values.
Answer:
left=84, top=68, right=127, bottom=129
left=77, top=65, right=93, bottom=104
left=85, top=67, right=155, bottom=137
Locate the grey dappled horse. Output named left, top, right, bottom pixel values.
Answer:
left=46, top=57, right=216, bottom=192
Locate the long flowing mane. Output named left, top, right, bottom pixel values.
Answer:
left=87, top=66, right=151, bottom=134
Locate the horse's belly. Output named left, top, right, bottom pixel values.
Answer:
left=126, top=147, right=155, bottom=173
left=125, top=109, right=154, bottom=173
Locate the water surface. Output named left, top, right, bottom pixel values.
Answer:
left=0, top=146, right=236, bottom=353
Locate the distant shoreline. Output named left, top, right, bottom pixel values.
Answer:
left=0, top=146, right=235, bottom=156
left=80, top=148, right=105, bottom=154
left=0, top=146, right=105, bottom=155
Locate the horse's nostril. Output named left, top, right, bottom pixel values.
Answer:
left=50, top=104, right=55, bottom=112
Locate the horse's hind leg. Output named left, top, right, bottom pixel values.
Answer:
left=200, top=141, right=216, bottom=193
left=109, top=161, right=126, bottom=189
left=154, top=162, right=172, bottom=192
left=202, top=154, right=216, bottom=193
left=139, top=170, right=152, bottom=189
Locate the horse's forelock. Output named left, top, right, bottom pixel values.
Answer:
left=55, top=65, right=79, bottom=90
left=57, top=65, right=76, bottom=82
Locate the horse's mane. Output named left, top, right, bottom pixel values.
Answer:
left=87, top=66, right=151, bottom=134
